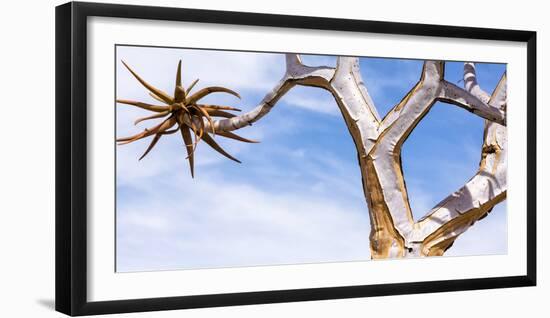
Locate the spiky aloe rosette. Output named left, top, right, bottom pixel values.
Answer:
left=117, top=60, right=258, bottom=177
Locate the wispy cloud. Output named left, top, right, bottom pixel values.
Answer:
left=117, top=46, right=283, bottom=94
left=359, top=58, right=423, bottom=115
left=281, top=86, right=340, bottom=116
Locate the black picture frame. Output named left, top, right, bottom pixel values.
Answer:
left=55, top=1, right=537, bottom=316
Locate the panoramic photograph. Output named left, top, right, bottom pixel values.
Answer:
left=115, top=45, right=507, bottom=272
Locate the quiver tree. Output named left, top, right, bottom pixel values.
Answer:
left=118, top=54, right=507, bottom=259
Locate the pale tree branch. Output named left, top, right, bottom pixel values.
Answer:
left=208, top=54, right=335, bottom=132
left=410, top=63, right=507, bottom=256
left=464, top=62, right=491, bottom=102
left=439, top=80, right=506, bottom=125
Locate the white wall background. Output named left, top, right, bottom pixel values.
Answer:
left=0, top=0, right=546, bottom=317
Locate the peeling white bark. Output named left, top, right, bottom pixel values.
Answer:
left=210, top=56, right=507, bottom=258
left=209, top=55, right=335, bottom=132
left=411, top=63, right=507, bottom=255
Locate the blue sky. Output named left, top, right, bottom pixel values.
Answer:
left=115, top=46, right=507, bottom=272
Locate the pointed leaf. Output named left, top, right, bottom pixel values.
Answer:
left=175, top=60, right=182, bottom=87
left=217, top=131, right=259, bottom=143
left=173, top=60, right=186, bottom=102
left=121, top=60, right=174, bottom=104
left=179, top=125, right=195, bottom=178
left=134, top=111, right=170, bottom=125
left=199, top=104, right=241, bottom=111
left=116, top=121, right=164, bottom=144
left=186, top=79, right=199, bottom=95
left=187, top=86, right=241, bottom=104
left=202, top=133, right=241, bottom=163
left=206, top=109, right=237, bottom=118
left=118, top=117, right=175, bottom=145
left=117, top=99, right=169, bottom=113
left=149, top=92, right=167, bottom=104
left=157, top=116, right=177, bottom=134
left=139, top=134, right=162, bottom=160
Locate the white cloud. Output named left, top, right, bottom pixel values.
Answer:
left=117, top=46, right=284, bottom=94
left=116, top=172, right=371, bottom=272
left=360, top=60, right=423, bottom=116
left=282, top=86, right=340, bottom=116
